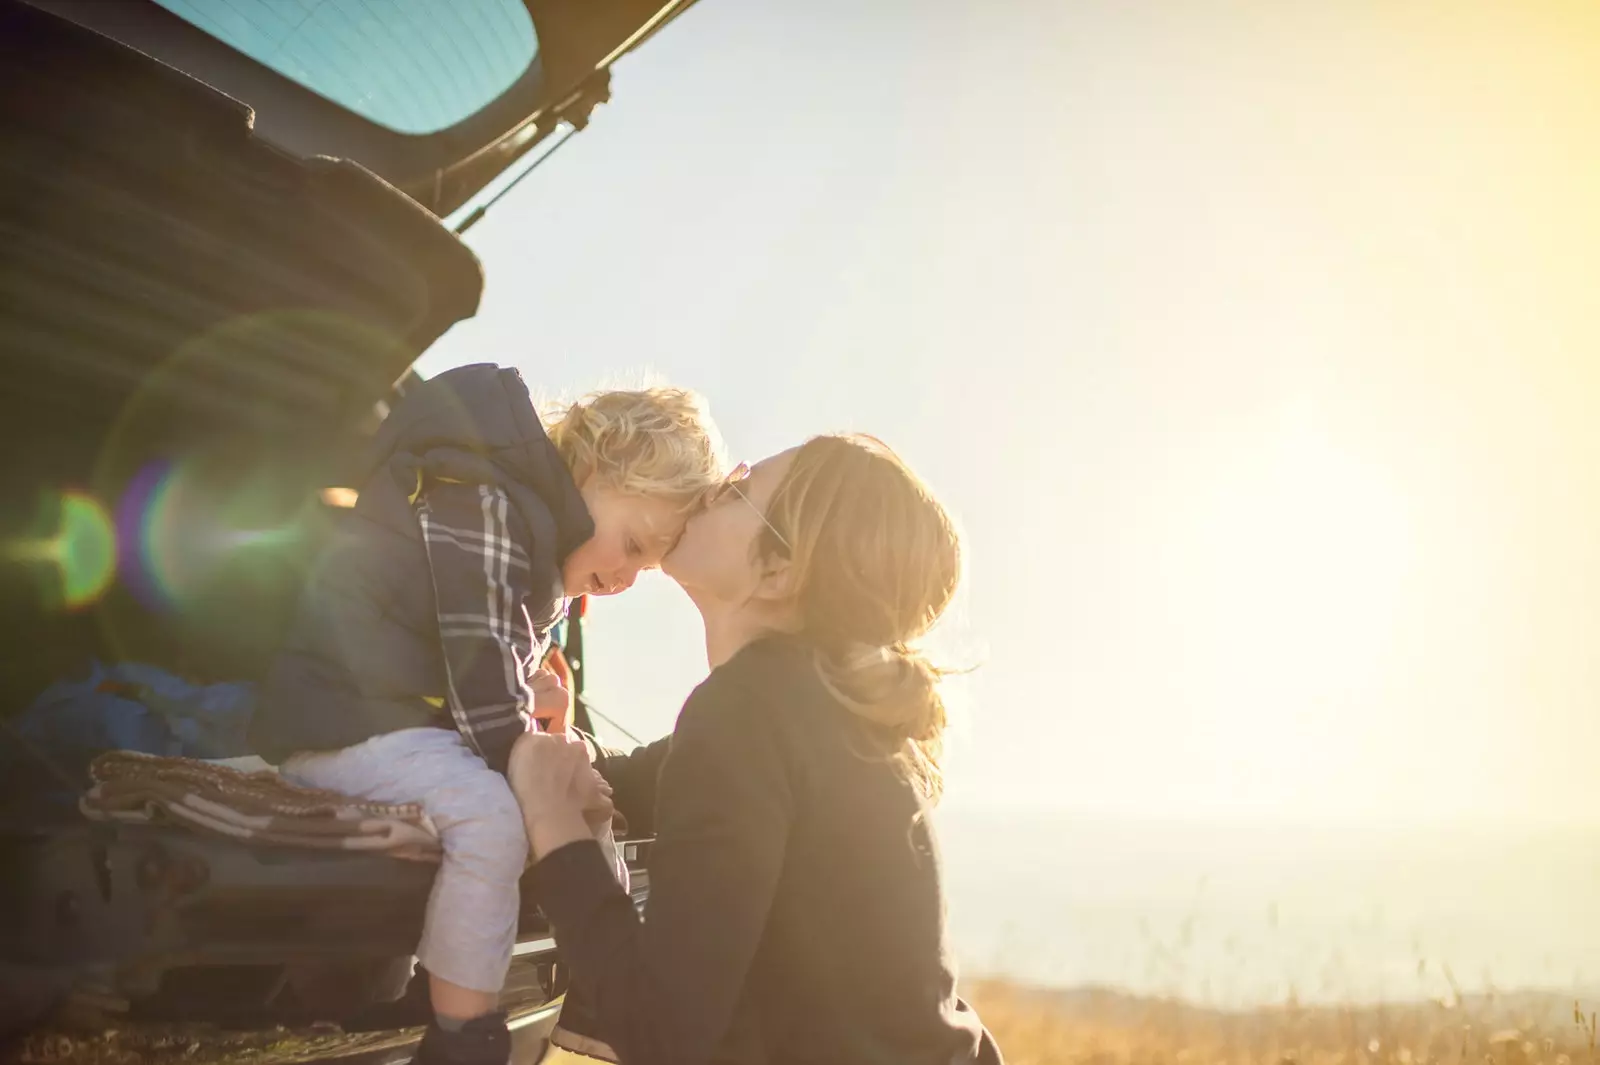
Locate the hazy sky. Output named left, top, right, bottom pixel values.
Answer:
left=421, top=0, right=1600, bottom=827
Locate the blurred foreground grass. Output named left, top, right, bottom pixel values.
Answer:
left=3, top=1024, right=423, bottom=1065
left=7, top=983, right=1594, bottom=1065
left=966, top=982, right=1598, bottom=1065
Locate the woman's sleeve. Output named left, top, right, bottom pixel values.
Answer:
left=591, top=733, right=673, bottom=838
left=530, top=670, right=793, bottom=1065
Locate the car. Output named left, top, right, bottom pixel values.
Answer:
left=0, top=0, right=693, bottom=1052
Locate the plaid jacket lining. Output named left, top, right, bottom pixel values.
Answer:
left=416, top=481, right=548, bottom=773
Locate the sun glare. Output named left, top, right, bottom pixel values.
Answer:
left=1219, top=401, right=1415, bottom=668
left=1156, top=399, right=1419, bottom=809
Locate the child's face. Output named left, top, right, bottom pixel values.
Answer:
left=562, top=482, right=686, bottom=597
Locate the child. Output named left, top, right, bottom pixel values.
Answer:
left=250, top=363, right=724, bottom=1065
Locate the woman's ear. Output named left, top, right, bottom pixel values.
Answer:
left=750, top=554, right=793, bottom=605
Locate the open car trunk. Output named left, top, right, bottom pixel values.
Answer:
left=0, top=0, right=665, bottom=1042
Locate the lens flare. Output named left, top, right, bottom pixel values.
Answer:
left=137, top=459, right=199, bottom=609
left=83, top=309, right=404, bottom=650
left=56, top=492, right=118, bottom=607
left=58, top=493, right=117, bottom=607
left=114, top=458, right=308, bottom=611
left=115, top=459, right=171, bottom=611
left=4, top=491, right=118, bottom=609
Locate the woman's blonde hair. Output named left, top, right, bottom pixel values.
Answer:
left=546, top=388, right=726, bottom=509
left=762, top=434, right=962, bottom=803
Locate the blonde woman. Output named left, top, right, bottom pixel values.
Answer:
left=510, top=435, right=1004, bottom=1065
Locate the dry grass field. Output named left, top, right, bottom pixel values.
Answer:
left=965, top=981, right=1598, bottom=1065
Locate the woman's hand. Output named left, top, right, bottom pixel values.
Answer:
left=508, top=730, right=614, bottom=861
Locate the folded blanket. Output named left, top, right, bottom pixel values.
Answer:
left=80, top=750, right=441, bottom=861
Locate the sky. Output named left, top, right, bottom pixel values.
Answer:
left=420, top=0, right=1600, bottom=828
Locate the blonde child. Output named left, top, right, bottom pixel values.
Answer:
left=251, top=363, right=723, bottom=1065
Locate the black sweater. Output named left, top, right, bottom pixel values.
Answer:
left=530, top=636, right=1003, bottom=1065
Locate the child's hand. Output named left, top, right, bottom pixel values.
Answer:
left=529, top=668, right=573, bottom=734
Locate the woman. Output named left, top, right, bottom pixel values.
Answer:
left=509, top=434, right=1003, bottom=1065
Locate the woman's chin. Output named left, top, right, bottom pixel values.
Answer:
left=660, top=553, right=703, bottom=596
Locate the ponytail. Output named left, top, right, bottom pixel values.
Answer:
left=814, top=641, right=949, bottom=802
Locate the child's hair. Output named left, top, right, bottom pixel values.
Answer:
left=545, top=387, right=726, bottom=509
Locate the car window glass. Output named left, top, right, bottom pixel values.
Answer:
left=152, top=0, right=539, bottom=135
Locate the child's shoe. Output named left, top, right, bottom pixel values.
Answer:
left=414, top=1011, right=512, bottom=1065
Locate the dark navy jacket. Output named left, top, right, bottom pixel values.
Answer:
left=252, top=364, right=594, bottom=768
left=534, top=636, right=1005, bottom=1065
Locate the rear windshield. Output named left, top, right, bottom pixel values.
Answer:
left=152, top=0, right=539, bottom=135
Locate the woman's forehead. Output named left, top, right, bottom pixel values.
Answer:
left=748, top=450, right=800, bottom=495
left=749, top=447, right=798, bottom=483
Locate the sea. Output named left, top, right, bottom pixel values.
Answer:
left=934, top=810, right=1600, bottom=1007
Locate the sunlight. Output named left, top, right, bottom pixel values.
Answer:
left=1167, top=398, right=1418, bottom=809
left=1215, top=399, right=1415, bottom=678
